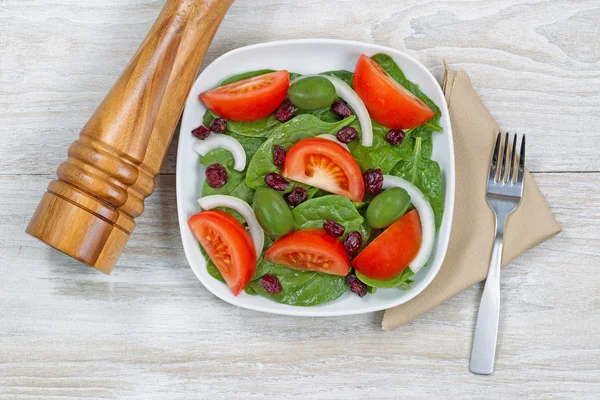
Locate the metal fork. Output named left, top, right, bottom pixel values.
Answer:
left=469, top=132, right=526, bottom=375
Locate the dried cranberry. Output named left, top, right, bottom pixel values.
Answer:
left=364, top=168, right=384, bottom=195
left=205, top=163, right=228, bottom=189
left=286, top=187, right=308, bottom=207
left=336, top=126, right=358, bottom=143
left=209, top=118, right=227, bottom=133
left=386, top=129, right=405, bottom=145
left=323, top=220, right=345, bottom=237
left=275, top=100, right=295, bottom=122
left=273, top=145, right=286, bottom=168
left=346, top=273, right=368, bottom=297
left=331, top=101, right=353, bottom=118
left=262, top=274, right=283, bottom=294
left=344, top=231, right=362, bottom=258
left=191, top=125, right=211, bottom=140
left=264, top=173, right=290, bottom=191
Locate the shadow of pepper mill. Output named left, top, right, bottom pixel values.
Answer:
left=26, top=0, right=234, bottom=273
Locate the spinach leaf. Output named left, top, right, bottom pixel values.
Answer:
left=207, top=110, right=279, bottom=138
left=219, top=69, right=275, bottom=86
left=292, top=195, right=366, bottom=240
left=370, top=53, right=441, bottom=126
left=347, top=119, right=414, bottom=174
left=321, top=70, right=354, bottom=86
left=200, top=245, right=225, bottom=283
left=389, top=137, right=444, bottom=229
left=245, top=114, right=355, bottom=188
left=296, top=106, right=342, bottom=123
left=356, top=268, right=414, bottom=290
left=248, top=264, right=347, bottom=307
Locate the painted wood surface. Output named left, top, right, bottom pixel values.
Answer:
left=1, top=0, right=598, bottom=398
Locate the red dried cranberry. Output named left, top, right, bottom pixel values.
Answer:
left=323, top=220, right=345, bottom=237
left=273, top=145, right=286, bottom=168
left=191, top=125, right=211, bottom=140
left=286, top=187, right=308, bottom=207
left=264, top=173, right=290, bottom=191
left=331, top=101, right=353, bottom=118
left=205, top=163, right=228, bottom=189
left=346, top=273, right=368, bottom=297
left=275, top=100, right=295, bottom=122
left=336, top=126, right=358, bottom=143
left=344, top=231, right=362, bottom=258
left=364, top=168, right=384, bottom=195
left=386, top=129, right=405, bottom=145
left=209, top=118, right=227, bottom=133
left=262, top=274, right=283, bottom=294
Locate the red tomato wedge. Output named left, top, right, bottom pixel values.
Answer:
left=265, top=229, right=350, bottom=276
left=282, top=138, right=364, bottom=202
left=352, top=209, right=422, bottom=280
left=199, top=70, right=290, bottom=122
left=352, top=54, right=435, bottom=129
left=188, top=210, right=256, bottom=295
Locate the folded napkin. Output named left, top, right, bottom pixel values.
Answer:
left=382, top=64, right=561, bottom=331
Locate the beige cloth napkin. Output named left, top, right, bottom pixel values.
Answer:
left=382, top=65, right=562, bottom=331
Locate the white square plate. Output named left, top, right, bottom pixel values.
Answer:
left=176, top=39, right=455, bottom=316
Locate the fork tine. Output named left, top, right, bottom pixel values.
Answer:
left=517, top=134, right=526, bottom=184
left=509, top=133, right=517, bottom=183
left=488, top=132, right=502, bottom=182
left=499, top=132, right=510, bottom=183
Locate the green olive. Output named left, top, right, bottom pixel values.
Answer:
left=253, top=188, right=294, bottom=238
left=366, top=187, right=411, bottom=229
left=287, top=76, right=336, bottom=110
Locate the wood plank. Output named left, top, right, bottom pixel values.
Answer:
left=1, top=0, right=599, bottom=176
left=1, top=173, right=598, bottom=398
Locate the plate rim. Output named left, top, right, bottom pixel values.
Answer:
left=176, top=38, right=455, bottom=317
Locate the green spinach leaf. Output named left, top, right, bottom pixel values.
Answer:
left=321, top=70, right=354, bottom=86
left=292, top=195, right=366, bottom=240
left=356, top=268, right=414, bottom=290
left=248, top=264, right=347, bottom=307
left=207, top=110, right=279, bottom=138
left=245, top=114, right=355, bottom=188
left=389, top=137, right=444, bottom=229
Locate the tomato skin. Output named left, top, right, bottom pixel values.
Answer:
left=352, top=209, right=422, bottom=280
left=265, top=229, right=350, bottom=276
left=352, top=54, right=435, bottom=129
left=188, top=210, right=256, bottom=295
left=199, top=70, right=290, bottom=122
left=282, top=138, right=364, bottom=202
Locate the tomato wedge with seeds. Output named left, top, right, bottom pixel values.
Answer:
left=199, top=70, right=290, bottom=122
left=188, top=210, right=256, bottom=295
left=282, top=138, right=364, bottom=202
left=265, top=229, right=350, bottom=276
left=352, top=209, right=422, bottom=280
left=353, top=54, right=435, bottom=129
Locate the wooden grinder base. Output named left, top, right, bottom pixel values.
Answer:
left=26, top=0, right=234, bottom=274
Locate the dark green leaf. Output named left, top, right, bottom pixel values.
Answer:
left=321, top=70, right=354, bottom=86
left=356, top=268, right=414, bottom=289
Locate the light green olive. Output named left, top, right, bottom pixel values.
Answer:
left=366, top=187, right=411, bottom=229
left=287, top=76, right=336, bottom=110
left=253, top=188, right=294, bottom=238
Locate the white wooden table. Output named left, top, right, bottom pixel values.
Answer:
left=1, top=1, right=599, bottom=398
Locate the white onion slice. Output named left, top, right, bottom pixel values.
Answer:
left=198, top=195, right=264, bottom=258
left=316, top=134, right=350, bottom=152
left=291, top=75, right=373, bottom=147
left=382, top=175, right=435, bottom=273
left=193, top=135, right=246, bottom=172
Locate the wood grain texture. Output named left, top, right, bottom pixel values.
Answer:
left=1, top=0, right=599, bottom=399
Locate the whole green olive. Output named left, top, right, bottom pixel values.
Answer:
left=287, top=76, right=337, bottom=110
left=366, top=187, right=411, bottom=229
left=253, top=188, right=294, bottom=238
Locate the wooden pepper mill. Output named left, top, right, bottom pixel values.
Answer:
left=26, top=0, right=234, bottom=273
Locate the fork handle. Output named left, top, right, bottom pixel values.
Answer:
left=470, top=234, right=503, bottom=375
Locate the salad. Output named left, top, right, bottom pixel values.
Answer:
left=188, top=53, right=444, bottom=306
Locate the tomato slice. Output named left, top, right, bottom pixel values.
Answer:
left=352, top=209, right=422, bottom=280
left=282, top=138, right=364, bottom=202
left=199, top=71, right=290, bottom=121
left=265, top=229, right=350, bottom=276
left=188, top=210, right=256, bottom=295
left=352, top=54, right=435, bottom=129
